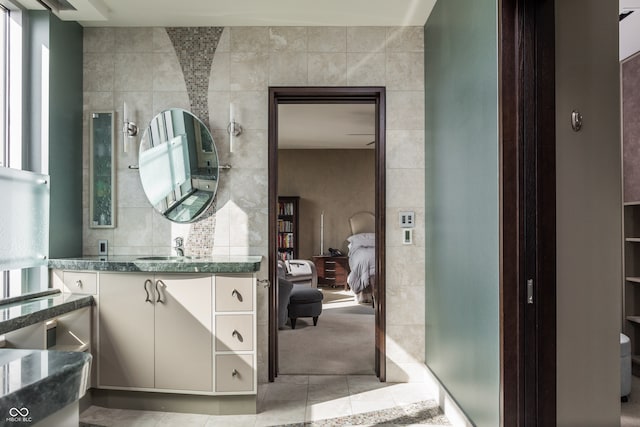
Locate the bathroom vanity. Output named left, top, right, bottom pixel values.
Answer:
left=48, top=255, right=262, bottom=415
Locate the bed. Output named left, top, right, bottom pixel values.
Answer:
left=347, top=211, right=375, bottom=304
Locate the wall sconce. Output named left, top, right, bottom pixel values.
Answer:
left=122, top=101, right=138, bottom=153
left=227, top=103, right=243, bottom=153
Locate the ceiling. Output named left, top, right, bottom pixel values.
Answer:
left=278, top=104, right=375, bottom=150
left=15, top=0, right=436, bottom=27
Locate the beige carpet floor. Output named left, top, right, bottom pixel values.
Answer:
left=278, top=288, right=375, bottom=375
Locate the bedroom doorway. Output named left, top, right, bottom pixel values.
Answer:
left=267, top=87, right=386, bottom=382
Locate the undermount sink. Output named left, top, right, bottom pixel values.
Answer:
left=136, top=256, right=198, bottom=261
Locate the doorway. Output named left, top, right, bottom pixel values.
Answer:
left=267, top=87, right=386, bottom=382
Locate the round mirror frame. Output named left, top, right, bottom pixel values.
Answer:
left=138, top=109, right=219, bottom=223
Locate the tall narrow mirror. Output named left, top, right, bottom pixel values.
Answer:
left=89, top=111, right=115, bottom=228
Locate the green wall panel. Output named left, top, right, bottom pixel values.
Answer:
left=30, top=11, right=83, bottom=258
left=424, top=1, right=500, bottom=425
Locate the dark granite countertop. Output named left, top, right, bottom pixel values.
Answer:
left=0, top=292, right=93, bottom=335
left=0, top=349, right=91, bottom=424
left=48, top=255, right=262, bottom=273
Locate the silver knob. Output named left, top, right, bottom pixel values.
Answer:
left=75, top=280, right=82, bottom=288
left=232, top=369, right=239, bottom=377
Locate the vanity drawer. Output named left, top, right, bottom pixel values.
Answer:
left=215, top=314, right=253, bottom=351
left=63, top=272, right=97, bottom=295
left=215, top=275, right=253, bottom=312
left=215, top=354, right=254, bottom=392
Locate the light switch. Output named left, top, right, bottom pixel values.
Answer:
left=98, top=239, right=108, bottom=256
left=399, top=211, right=415, bottom=228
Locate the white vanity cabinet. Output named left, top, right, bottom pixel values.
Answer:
left=96, top=272, right=256, bottom=395
left=98, top=273, right=213, bottom=392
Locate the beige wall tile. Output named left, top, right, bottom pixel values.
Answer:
left=386, top=284, right=426, bottom=324
left=116, top=168, right=148, bottom=208
left=229, top=168, right=268, bottom=210
left=269, top=52, right=308, bottom=86
left=386, top=27, right=424, bottom=52
left=230, top=27, right=269, bottom=52
left=83, top=53, right=115, bottom=92
left=152, top=52, right=187, bottom=92
left=230, top=52, right=269, bottom=91
left=207, top=91, right=231, bottom=130
left=114, top=53, right=154, bottom=92
left=84, top=27, right=114, bottom=53
left=113, top=207, right=154, bottom=247
left=386, top=324, right=426, bottom=363
left=308, top=53, right=347, bottom=86
left=83, top=91, right=114, bottom=111
left=230, top=130, right=268, bottom=169
left=386, top=91, right=425, bottom=130
left=114, top=27, right=153, bottom=53
left=387, top=52, right=424, bottom=91
left=152, top=27, right=174, bottom=53
left=347, top=27, right=387, bottom=52
left=270, top=27, right=307, bottom=52
left=386, top=130, right=425, bottom=169
left=346, top=53, right=385, bottom=86
left=209, top=52, right=230, bottom=92
left=229, top=91, right=268, bottom=130
left=387, top=168, right=425, bottom=207
left=308, top=27, right=346, bottom=52
left=152, top=91, right=190, bottom=115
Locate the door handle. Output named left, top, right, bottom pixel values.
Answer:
left=144, top=279, right=152, bottom=303
left=155, top=280, right=165, bottom=304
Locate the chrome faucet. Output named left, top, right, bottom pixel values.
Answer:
left=174, top=237, right=184, bottom=257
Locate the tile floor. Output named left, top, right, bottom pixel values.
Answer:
left=80, top=375, right=450, bottom=426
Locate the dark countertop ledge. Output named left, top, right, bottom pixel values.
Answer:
left=48, top=255, right=262, bottom=273
left=0, top=291, right=93, bottom=335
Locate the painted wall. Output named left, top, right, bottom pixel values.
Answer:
left=82, top=26, right=426, bottom=382
left=29, top=12, right=83, bottom=258
left=556, top=1, right=622, bottom=425
left=278, top=149, right=375, bottom=259
left=424, top=0, right=500, bottom=425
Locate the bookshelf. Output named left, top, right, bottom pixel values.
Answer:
left=277, top=196, right=299, bottom=261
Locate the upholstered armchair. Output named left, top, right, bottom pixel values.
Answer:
left=278, top=260, right=318, bottom=288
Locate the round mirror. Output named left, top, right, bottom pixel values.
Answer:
left=139, top=109, right=219, bottom=223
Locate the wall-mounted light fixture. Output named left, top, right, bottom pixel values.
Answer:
left=227, top=103, right=243, bottom=153
left=122, top=101, right=138, bottom=152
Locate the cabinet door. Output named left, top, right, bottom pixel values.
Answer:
left=154, top=274, right=213, bottom=391
left=98, top=273, right=155, bottom=389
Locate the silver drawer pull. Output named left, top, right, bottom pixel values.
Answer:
left=75, top=280, right=83, bottom=288
left=232, top=369, right=239, bottom=377
left=144, top=279, right=152, bottom=303
left=232, top=329, right=244, bottom=342
left=231, top=289, right=243, bottom=302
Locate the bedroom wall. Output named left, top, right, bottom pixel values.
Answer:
left=424, top=0, right=500, bottom=425
left=277, top=149, right=375, bottom=259
left=82, top=25, right=425, bottom=383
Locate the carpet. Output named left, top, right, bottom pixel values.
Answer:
left=278, top=288, right=375, bottom=375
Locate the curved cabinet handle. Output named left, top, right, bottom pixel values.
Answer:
left=232, top=329, right=243, bottom=342
left=155, top=280, right=165, bottom=304
left=231, top=289, right=243, bottom=302
left=75, top=280, right=83, bottom=288
left=144, top=279, right=152, bottom=303
left=232, top=369, right=239, bottom=377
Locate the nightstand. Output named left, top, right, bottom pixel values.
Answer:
left=312, top=255, right=350, bottom=290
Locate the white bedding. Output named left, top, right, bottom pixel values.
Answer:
left=347, top=233, right=375, bottom=295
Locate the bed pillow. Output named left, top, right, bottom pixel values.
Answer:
left=347, top=233, right=375, bottom=248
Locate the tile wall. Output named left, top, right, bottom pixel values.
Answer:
left=82, top=26, right=425, bottom=383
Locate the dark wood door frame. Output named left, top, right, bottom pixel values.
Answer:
left=268, top=86, right=386, bottom=382
left=500, top=0, right=556, bottom=425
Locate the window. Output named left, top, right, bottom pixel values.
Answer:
left=0, top=5, right=48, bottom=301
